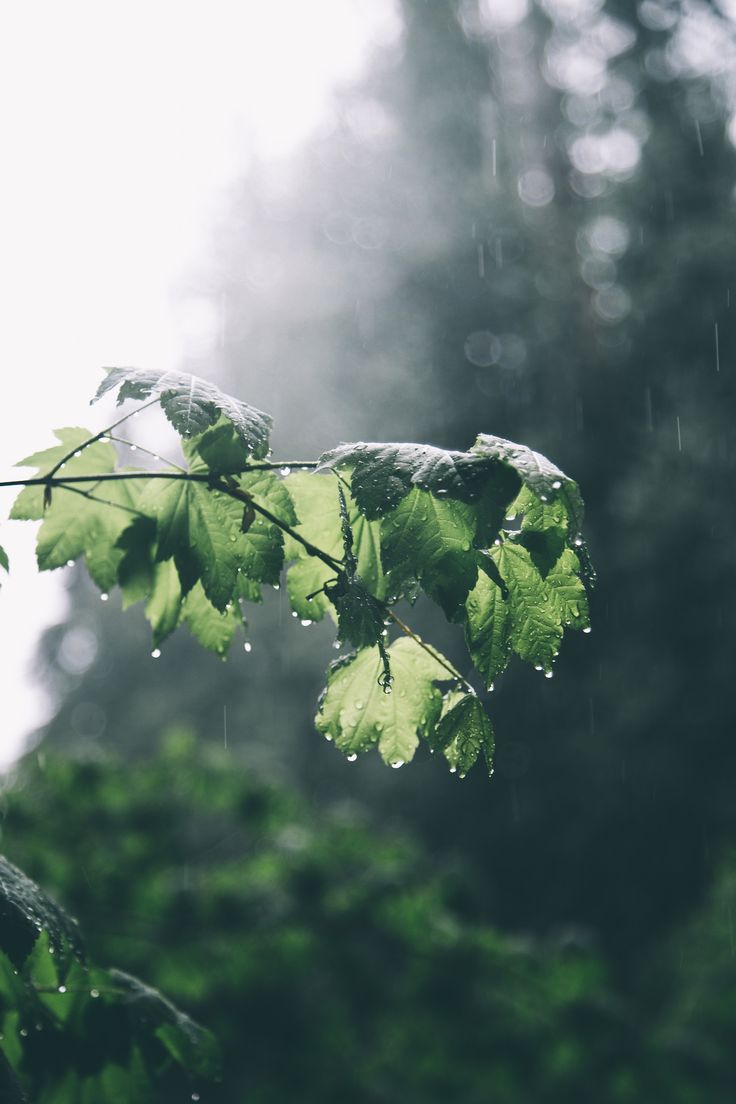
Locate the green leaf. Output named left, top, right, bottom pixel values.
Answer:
left=183, top=417, right=252, bottom=474
left=11, top=428, right=118, bottom=521
left=144, top=560, right=182, bottom=646
left=93, top=368, right=272, bottom=459
left=0, top=856, right=83, bottom=968
left=116, top=517, right=157, bottom=609
left=92, top=968, right=220, bottom=1081
left=490, top=542, right=563, bottom=672
left=465, top=567, right=512, bottom=689
left=318, top=441, right=520, bottom=520
left=316, top=637, right=451, bottom=766
left=545, top=548, right=590, bottom=631
left=182, top=582, right=243, bottom=656
left=284, top=473, right=384, bottom=621
left=430, top=693, right=494, bottom=777
left=472, top=433, right=584, bottom=535
left=232, top=470, right=296, bottom=591
left=381, top=488, right=477, bottom=620
left=0, top=544, right=8, bottom=573
left=140, top=478, right=242, bottom=610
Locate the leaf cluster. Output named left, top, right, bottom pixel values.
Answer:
left=7, top=369, right=594, bottom=780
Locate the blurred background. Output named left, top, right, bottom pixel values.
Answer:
left=2, top=0, right=736, bottom=1099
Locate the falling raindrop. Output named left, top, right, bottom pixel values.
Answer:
left=151, top=649, right=161, bottom=659
left=272, top=584, right=280, bottom=591
left=100, top=593, right=109, bottom=602
left=58, top=985, right=67, bottom=994
left=243, top=642, right=252, bottom=653
left=292, top=611, right=298, bottom=618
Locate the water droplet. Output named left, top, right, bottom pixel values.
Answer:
left=300, top=619, right=313, bottom=627
left=272, top=583, right=280, bottom=591
left=151, top=649, right=161, bottom=659
left=324, top=733, right=333, bottom=742
left=35, top=1023, right=42, bottom=1031
left=19, top=1028, right=28, bottom=1037
left=346, top=753, right=357, bottom=762
left=280, top=466, right=291, bottom=476
left=493, top=539, right=501, bottom=546
left=292, top=611, right=298, bottom=618
left=129, top=444, right=137, bottom=452
left=355, top=700, right=364, bottom=710
left=545, top=670, right=554, bottom=679
left=390, top=759, right=404, bottom=769
left=243, top=642, right=252, bottom=653
left=383, top=684, right=393, bottom=696
left=375, top=722, right=383, bottom=732
left=192, top=1095, right=201, bottom=1102
left=449, top=766, right=457, bottom=774
left=66, top=559, right=75, bottom=567
left=90, top=988, right=100, bottom=998
left=229, top=534, right=237, bottom=542
left=534, top=664, right=543, bottom=671
left=540, top=494, right=548, bottom=502
left=574, top=538, right=583, bottom=547
left=552, top=480, right=562, bottom=490
left=461, top=541, right=471, bottom=552
left=332, top=640, right=341, bottom=650
left=583, top=626, right=592, bottom=634
left=73, top=450, right=82, bottom=458
left=100, top=593, right=109, bottom=602
left=58, top=985, right=67, bottom=994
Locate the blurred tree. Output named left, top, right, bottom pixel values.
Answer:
left=6, top=734, right=736, bottom=1103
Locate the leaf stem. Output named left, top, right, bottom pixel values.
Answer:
left=44, top=398, right=160, bottom=480
left=386, top=609, right=474, bottom=693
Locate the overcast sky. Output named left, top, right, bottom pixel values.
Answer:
left=0, top=0, right=398, bottom=764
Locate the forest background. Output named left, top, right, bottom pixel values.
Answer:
left=2, top=0, right=736, bottom=1099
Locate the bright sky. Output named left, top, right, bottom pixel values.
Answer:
left=0, top=0, right=399, bottom=766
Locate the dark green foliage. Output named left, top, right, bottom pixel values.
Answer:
left=0, top=854, right=218, bottom=1101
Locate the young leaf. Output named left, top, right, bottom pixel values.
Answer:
left=0, top=544, right=8, bottom=574
left=430, top=693, right=495, bottom=777
left=318, top=441, right=520, bottom=519
left=92, top=368, right=272, bottom=458
left=327, top=576, right=386, bottom=650
left=381, top=488, right=477, bottom=620
left=116, top=516, right=157, bottom=609
left=490, top=542, right=563, bottom=672
left=465, top=567, right=512, bottom=689
left=316, top=637, right=451, bottom=766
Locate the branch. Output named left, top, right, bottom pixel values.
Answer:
left=44, top=398, right=160, bottom=480
left=386, top=609, right=474, bottom=694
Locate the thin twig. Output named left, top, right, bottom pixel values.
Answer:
left=107, top=435, right=186, bottom=472
left=386, top=609, right=473, bottom=693
left=44, top=397, right=159, bottom=479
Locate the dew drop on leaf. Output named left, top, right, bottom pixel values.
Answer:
left=280, top=466, right=291, bottom=476
left=552, top=479, right=562, bottom=489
